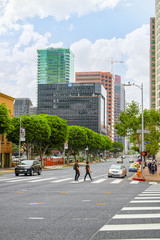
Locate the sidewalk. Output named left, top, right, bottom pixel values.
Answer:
left=131, top=166, right=160, bottom=182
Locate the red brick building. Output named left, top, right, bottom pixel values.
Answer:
left=75, top=72, right=114, bottom=141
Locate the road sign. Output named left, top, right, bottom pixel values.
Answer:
left=136, top=129, right=150, bottom=134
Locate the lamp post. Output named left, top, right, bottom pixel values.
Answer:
left=123, top=82, right=144, bottom=178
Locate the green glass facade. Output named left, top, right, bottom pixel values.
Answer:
left=37, top=48, right=74, bottom=84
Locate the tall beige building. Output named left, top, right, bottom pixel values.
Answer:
left=150, top=17, right=156, bottom=109
left=155, top=0, right=160, bottom=110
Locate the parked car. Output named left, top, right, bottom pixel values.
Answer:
left=129, top=162, right=140, bottom=172
left=108, top=164, right=127, bottom=178
left=15, top=160, right=42, bottom=176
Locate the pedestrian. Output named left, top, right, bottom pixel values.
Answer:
left=84, top=161, right=93, bottom=181
left=74, top=160, right=80, bottom=181
left=151, top=162, right=155, bottom=174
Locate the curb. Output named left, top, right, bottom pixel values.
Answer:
left=132, top=177, right=146, bottom=182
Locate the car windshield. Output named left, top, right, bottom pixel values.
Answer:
left=110, top=165, right=121, bottom=170
left=19, top=160, right=34, bottom=165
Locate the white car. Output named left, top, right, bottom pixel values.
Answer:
left=116, top=158, right=123, bottom=163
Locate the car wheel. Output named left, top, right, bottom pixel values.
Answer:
left=30, top=169, right=34, bottom=176
left=38, top=169, right=41, bottom=175
left=15, top=173, right=19, bottom=176
left=25, top=173, right=27, bottom=176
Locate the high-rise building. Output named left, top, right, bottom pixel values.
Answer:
left=114, top=75, right=125, bottom=145
left=155, top=0, right=160, bottom=110
left=75, top=72, right=114, bottom=141
left=37, top=82, right=107, bottom=135
left=37, top=48, right=74, bottom=85
left=14, top=98, right=32, bottom=117
left=150, top=17, right=156, bottom=109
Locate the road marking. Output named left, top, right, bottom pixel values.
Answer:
left=70, top=179, right=84, bottom=183
left=29, top=217, right=44, bottom=220
left=149, top=182, right=157, bottom=184
left=122, top=206, right=160, bottom=211
left=113, top=213, right=160, bottom=219
left=96, top=203, right=106, bottom=205
left=135, top=196, right=160, bottom=199
left=104, top=192, right=111, bottom=194
left=28, top=177, right=56, bottom=182
left=29, top=203, right=45, bottom=205
left=141, top=191, right=160, bottom=194
left=51, top=178, right=72, bottom=183
left=103, top=239, right=160, bottom=240
left=6, top=177, right=39, bottom=182
left=60, top=192, right=68, bottom=194
left=100, top=223, right=160, bottom=231
left=111, top=179, right=123, bottom=184
left=130, top=181, right=139, bottom=184
left=91, top=179, right=106, bottom=183
left=82, top=200, right=90, bottom=202
left=131, top=200, right=160, bottom=203
left=0, top=178, right=17, bottom=181
left=139, top=193, right=160, bottom=196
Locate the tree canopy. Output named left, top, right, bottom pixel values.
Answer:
left=0, top=103, right=11, bottom=134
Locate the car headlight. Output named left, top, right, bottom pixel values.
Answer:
left=108, top=170, right=112, bottom=173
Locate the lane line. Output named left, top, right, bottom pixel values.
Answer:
left=113, top=213, right=160, bottom=219
left=100, top=223, right=160, bottom=231
left=139, top=194, right=160, bottom=196
left=29, top=217, right=44, bottom=220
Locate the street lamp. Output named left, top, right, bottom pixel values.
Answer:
left=123, top=82, right=144, bottom=178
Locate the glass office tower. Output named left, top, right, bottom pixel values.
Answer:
left=37, top=48, right=74, bottom=85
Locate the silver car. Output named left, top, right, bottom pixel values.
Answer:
left=108, top=164, right=127, bottom=178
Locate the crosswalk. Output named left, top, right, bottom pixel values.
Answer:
left=0, top=175, right=159, bottom=185
left=92, top=184, right=160, bottom=240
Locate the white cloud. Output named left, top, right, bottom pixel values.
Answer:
left=0, top=23, right=150, bottom=110
left=71, top=24, right=150, bottom=109
left=0, top=0, right=122, bottom=32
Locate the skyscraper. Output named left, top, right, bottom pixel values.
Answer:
left=150, top=17, right=156, bottom=109
left=75, top=71, right=114, bottom=141
left=155, top=0, right=160, bottom=110
left=114, top=75, right=125, bottom=145
left=37, top=48, right=74, bottom=85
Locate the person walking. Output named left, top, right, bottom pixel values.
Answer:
left=84, top=161, right=93, bottom=181
left=74, top=160, right=80, bottom=181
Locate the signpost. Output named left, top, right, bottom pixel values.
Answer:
left=137, top=129, right=150, bottom=134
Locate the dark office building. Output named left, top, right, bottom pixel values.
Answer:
left=37, top=82, right=107, bottom=135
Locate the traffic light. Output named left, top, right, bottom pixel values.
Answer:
left=142, top=151, right=147, bottom=156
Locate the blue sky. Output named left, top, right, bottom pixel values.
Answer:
left=0, top=0, right=155, bottom=108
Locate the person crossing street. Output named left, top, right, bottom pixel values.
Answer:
left=74, top=160, right=80, bottom=181
left=84, top=161, right=93, bottom=181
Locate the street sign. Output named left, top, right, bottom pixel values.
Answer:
left=136, top=129, right=150, bottom=134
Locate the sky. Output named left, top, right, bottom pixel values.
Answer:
left=0, top=0, right=155, bottom=109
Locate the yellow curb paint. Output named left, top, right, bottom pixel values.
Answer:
left=60, top=192, right=68, bottom=194
left=104, top=192, right=111, bottom=194
left=96, top=203, right=106, bottom=205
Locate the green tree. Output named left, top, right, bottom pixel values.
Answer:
left=67, top=126, right=88, bottom=162
left=0, top=103, right=10, bottom=134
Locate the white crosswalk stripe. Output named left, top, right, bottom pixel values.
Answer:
left=91, top=178, right=106, bottom=183
left=94, top=183, right=160, bottom=239
left=28, top=177, right=57, bottom=182
left=111, top=179, right=123, bottom=184
left=51, top=178, right=72, bottom=183
left=6, top=177, right=40, bottom=182
left=130, top=181, right=139, bottom=184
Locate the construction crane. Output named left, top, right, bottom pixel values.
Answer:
left=107, top=58, right=123, bottom=74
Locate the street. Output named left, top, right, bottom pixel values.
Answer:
left=0, top=158, right=160, bottom=240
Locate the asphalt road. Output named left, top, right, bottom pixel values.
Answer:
left=0, top=158, right=160, bottom=240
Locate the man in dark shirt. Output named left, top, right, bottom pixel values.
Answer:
left=74, top=160, right=80, bottom=181
left=84, top=161, right=93, bottom=181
